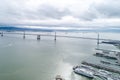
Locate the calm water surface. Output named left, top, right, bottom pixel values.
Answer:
left=0, top=32, right=119, bottom=80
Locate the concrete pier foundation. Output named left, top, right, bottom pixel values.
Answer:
left=1, top=32, right=3, bottom=37
left=54, top=32, right=56, bottom=41
left=23, top=32, right=25, bottom=39
left=37, top=35, right=41, bottom=40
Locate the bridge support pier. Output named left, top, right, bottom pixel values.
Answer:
left=23, top=32, right=25, bottom=39
left=1, top=32, right=3, bottom=37
left=97, top=33, right=100, bottom=48
left=37, top=35, right=41, bottom=40
left=54, top=32, right=56, bottom=41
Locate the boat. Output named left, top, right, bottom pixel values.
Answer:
left=73, top=65, right=94, bottom=79
left=55, top=75, right=64, bottom=80
left=95, top=69, right=120, bottom=80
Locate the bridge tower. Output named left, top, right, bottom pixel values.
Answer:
left=1, top=32, right=3, bottom=37
left=37, top=35, right=41, bottom=40
left=23, top=32, right=25, bottom=39
left=54, top=32, right=56, bottom=41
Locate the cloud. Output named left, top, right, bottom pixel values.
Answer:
left=35, top=4, right=71, bottom=19
left=94, top=0, right=120, bottom=18
left=0, top=0, right=120, bottom=28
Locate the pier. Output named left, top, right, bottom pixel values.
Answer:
left=82, top=61, right=120, bottom=74
left=95, top=48, right=120, bottom=53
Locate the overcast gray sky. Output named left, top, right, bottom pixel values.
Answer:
left=0, top=0, right=120, bottom=28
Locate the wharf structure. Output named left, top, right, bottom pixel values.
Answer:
left=81, top=39, right=120, bottom=74
left=82, top=61, right=120, bottom=74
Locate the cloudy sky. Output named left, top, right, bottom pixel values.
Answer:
left=0, top=0, right=120, bottom=29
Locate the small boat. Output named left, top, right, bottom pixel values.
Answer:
left=55, top=75, right=64, bottom=80
left=73, top=65, right=94, bottom=79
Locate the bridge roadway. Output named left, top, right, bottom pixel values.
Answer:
left=1, top=32, right=120, bottom=41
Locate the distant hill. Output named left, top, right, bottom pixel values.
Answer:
left=0, top=26, right=120, bottom=32
left=0, top=26, right=54, bottom=32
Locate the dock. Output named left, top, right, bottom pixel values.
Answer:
left=94, top=52, right=117, bottom=60
left=82, top=61, right=120, bottom=74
